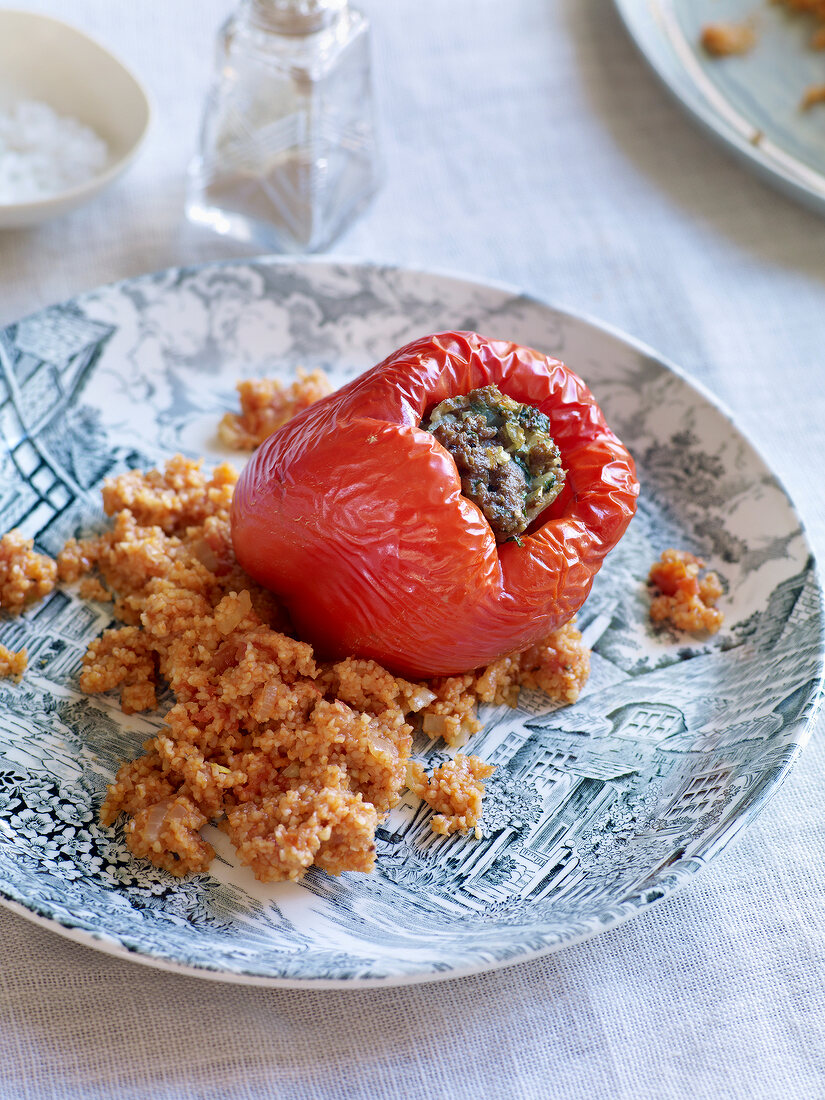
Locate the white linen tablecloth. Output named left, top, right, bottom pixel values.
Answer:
left=2, top=2, right=825, bottom=1097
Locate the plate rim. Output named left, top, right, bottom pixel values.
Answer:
left=0, top=254, right=823, bottom=988
left=612, top=0, right=825, bottom=217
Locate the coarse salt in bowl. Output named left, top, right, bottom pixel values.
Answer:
left=0, top=100, right=110, bottom=203
left=0, top=10, right=150, bottom=228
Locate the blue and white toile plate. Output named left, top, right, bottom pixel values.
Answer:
left=614, top=0, right=825, bottom=215
left=0, top=259, right=821, bottom=987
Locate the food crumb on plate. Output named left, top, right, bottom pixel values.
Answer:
left=700, top=22, right=757, bottom=56
left=218, top=369, right=333, bottom=450
left=0, top=642, right=27, bottom=680
left=0, top=529, right=57, bottom=613
left=406, top=754, right=495, bottom=837
left=801, top=83, right=825, bottom=109
left=648, top=548, right=724, bottom=635
left=419, top=619, right=589, bottom=748
left=78, top=576, right=111, bottom=602
left=773, top=0, right=825, bottom=42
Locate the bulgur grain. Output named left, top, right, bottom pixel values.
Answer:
left=801, top=83, right=825, bottom=108
left=0, top=529, right=57, bottom=613
left=407, top=755, right=495, bottom=837
left=773, top=0, right=825, bottom=43
left=79, top=626, right=158, bottom=715
left=700, top=23, right=757, bottom=56
left=702, top=2, right=825, bottom=109
left=78, top=576, right=111, bottom=602
left=0, top=643, right=27, bottom=680
left=501, top=620, right=591, bottom=707
left=649, top=548, right=724, bottom=634
left=219, top=369, right=333, bottom=451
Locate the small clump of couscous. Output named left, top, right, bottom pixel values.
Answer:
left=0, top=642, right=27, bottom=680
left=774, top=0, right=825, bottom=46
left=0, top=529, right=57, bottom=614
left=700, top=22, right=757, bottom=56
left=649, top=548, right=724, bottom=634
left=802, top=83, right=825, bottom=109
left=218, top=370, right=333, bottom=451
left=407, top=754, right=495, bottom=837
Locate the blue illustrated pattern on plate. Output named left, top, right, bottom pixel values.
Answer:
left=0, top=259, right=821, bottom=986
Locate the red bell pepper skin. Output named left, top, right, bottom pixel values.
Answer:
left=231, top=331, right=639, bottom=679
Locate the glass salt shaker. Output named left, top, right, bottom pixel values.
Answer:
left=186, top=0, right=381, bottom=253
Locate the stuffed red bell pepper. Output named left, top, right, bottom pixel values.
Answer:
left=231, top=331, right=639, bottom=678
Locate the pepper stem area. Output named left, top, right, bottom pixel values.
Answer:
left=422, top=384, right=565, bottom=543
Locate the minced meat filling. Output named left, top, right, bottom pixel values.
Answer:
left=423, top=384, right=565, bottom=542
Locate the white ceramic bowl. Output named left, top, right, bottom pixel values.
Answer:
left=0, top=10, right=151, bottom=228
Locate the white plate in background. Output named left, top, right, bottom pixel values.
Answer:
left=614, top=0, right=825, bottom=215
